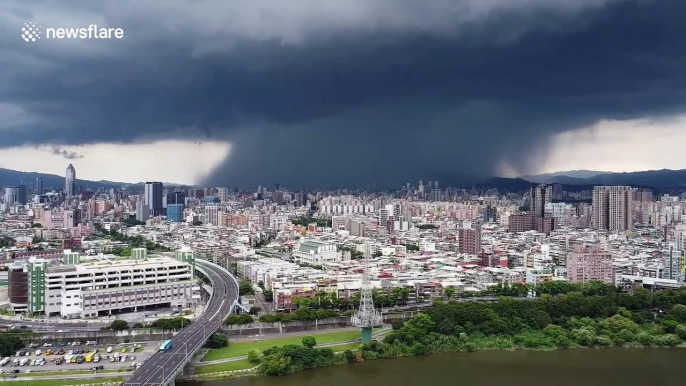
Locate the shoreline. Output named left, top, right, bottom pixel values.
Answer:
left=185, top=339, right=684, bottom=382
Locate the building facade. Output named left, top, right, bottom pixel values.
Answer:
left=65, top=164, right=76, bottom=196
left=566, top=243, right=613, bottom=284
left=292, top=239, right=341, bottom=266
left=144, top=182, right=164, bottom=217
left=167, top=204, right=184, bottom=222
left=42, top=256, right=196, bottom=318
left=592, top=186, right=633, bottom=231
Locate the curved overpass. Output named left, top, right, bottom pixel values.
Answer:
left=122, top=260, right=238, bottom=386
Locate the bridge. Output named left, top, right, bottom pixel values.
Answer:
left=122, top=259, right=240, bottom=386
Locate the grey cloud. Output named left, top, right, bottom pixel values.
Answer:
left=1, top=0, right=685, bottom=188
left=50, top=146, right=84, bottom=160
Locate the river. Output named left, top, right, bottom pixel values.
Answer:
left=183, top=348, right=685, bottom=386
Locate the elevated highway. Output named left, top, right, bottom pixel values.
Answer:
left=122, top=259, right=239, bottom=386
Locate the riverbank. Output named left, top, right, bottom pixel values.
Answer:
left=179, top=348, right=686, bottom=386
left=187, top=287, right=686, bottom=380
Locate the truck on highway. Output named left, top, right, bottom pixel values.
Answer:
left=159, top=339, right=173, bottom=352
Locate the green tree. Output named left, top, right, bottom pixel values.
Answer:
left=259, top=352, right=291, bottom=376
left=247, top=349, right=261, bottom=363
left=444, top=286, right=456, bottom=300
left=668, top=304, right=686, bottom=323
left=239, top=278, right=255, bottom=296
left=109, top=319, right=129, bottom=331
left=301, top=336, right=317, bottom=348
left=658, top=334, right=680, bottom=347
left=637, top=332, right=654, bottom=346
left=0, top=334, right=24, bottom=356
left=249, top=307, right=261, bottom=315
left=343, top=349, right=356, bottom=363
left=676, top=324, right=686, bottom=340
left=207, top=333, right=229, bottom=348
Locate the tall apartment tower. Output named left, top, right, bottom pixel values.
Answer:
left=592, top=186, right=633, bottom=231
left=35, top=178, right=43, bottom=195
left=144, top=182, right=164, bottom=217
left=65, top=164, right=76, bottom=196
left=530, top=184, right=552, bottom=217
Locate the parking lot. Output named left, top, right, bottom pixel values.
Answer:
left=0, top=341, right=157, bottom=377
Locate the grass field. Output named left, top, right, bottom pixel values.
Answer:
left=194, top=359, right=256, bottom=374
left=203, top=330, right=364, bottom=361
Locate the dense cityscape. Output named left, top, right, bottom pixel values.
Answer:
left=5, top=0, right=686, bottom=385
left=2, top=163, right=686, bottom=320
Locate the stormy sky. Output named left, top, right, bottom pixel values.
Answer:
left=2, top=0, right=686, bottom=188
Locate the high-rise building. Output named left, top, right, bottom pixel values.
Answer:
left=458, top=227, right=482, bottom=254
left=217, top=187, right=229, bottom=203
left=530, top=184, right=552, bottom=217
left=484, top=205, right=497, bottom=223
left=35, top=178, right=43, bottom=195
left=662, top=242, right=685, bottom=283
left=4, top=186, right=27, bottom=206
left=274, top=191, right=284, bottom=205
left=144, top=182, right=164, bottom=216
left=28, top=259, right=47, bottom=314
left=592, top=186, right=633, bottom=231
left=65, top=164, right=76, bottom=196
left=167, top=204, right=184, bottom=222
left=136, top=203, right=149, bottom=222
left=294, top=192, right=306, bottom=207
left=566, top=243, right=613, bottom=283
left=204, top=205, right=220, bottom=226
left=166, top=191, right=186, bottom=206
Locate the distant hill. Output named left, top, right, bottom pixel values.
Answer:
left=0, top=168, right=130, bottom=191
left=521, top=170, right=608, bottom=183
left=483, top=168, right=686, bottom=194
left=581, top=169, right=686, bottom=192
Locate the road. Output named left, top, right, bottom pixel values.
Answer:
left=122, top=260, right=238, bottom=386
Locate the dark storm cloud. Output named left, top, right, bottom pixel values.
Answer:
left=2, top=0, right=686, bottom=187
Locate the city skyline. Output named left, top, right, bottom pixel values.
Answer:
left=3, top=1, right=686, bottom=187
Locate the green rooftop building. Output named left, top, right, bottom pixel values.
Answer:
left=28, top=259, right=47, bottom=314
left=131, top=248, right=148, bottom=261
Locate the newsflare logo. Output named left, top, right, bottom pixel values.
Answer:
left=21, top=22, right=41, bottom=42
left=21, top=21, right=124, bottom=43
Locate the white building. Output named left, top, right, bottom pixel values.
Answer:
left=292, top=239, right=341, bottom=266
left=43, top=256, right=197, bottom=318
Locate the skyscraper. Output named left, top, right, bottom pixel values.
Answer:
left=166, top=191, right=186, bottom=206
left=167, top=204, right=184, bottom=222
left=35, top=178, right=43, bottom=195
left=204, top=205, right=219, bottom=226
left=4, top=186, right=27, bottom=206
left=144, top=182, right=164, bottom=216
left=530, top=184, right=552, bottom=217
left=592, top=186, right=633, bottom=231
left=65, top=164, right=76, bottom=196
